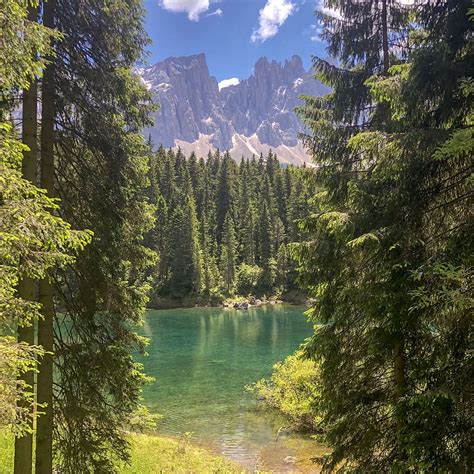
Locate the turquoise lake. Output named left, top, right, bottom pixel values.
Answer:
left=138, top=304, right=325, bottom=472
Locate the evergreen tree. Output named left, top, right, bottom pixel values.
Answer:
left=295, top=1, right=472, bottom=471
left=237, top=160, right=257, bottom=264
left=145, top=147, right=314, bottom=300
left=219, top=212, right=237, bottom=294
left=216, top=151, right=237, bottom=243
left=50, top=1, right=157, bottom=470
left=14, top=5, right=41, bottom=469
left=200, top=216, right=220, bottom=296
left=0, top=5, right=89, bottom=472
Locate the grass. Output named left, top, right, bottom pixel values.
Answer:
left=120, top=433, right=244, bottom=473
left=0, top=431, right=244, bottom=473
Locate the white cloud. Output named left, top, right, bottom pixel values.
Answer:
left=316, top=0, right=342, bottom=20
left=218, top=77, right=240, bottom=90
left=309, top=23, right=322, bottom=42
left=160, top=0, right=211, bottom=21
left=251, top=0, right=296, bottom=43
left=207, top=7, right=222, bottom=17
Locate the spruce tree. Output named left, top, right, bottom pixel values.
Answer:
left=216, top=151, right=237, bottom=243
left=51, top=1, right=157, bottom=470
left=220, top=212, right=237, bottom=294
left=13, top=6, right=39, bottom=471
left=144, top=145, right=314, bottom=301
left=295, top=0, right=472, bottom=471
left=167, top=165, right=202, bottom=296
left=237, top=160, right=257, bottom=264
left=0, top=4, right=88, bottom=471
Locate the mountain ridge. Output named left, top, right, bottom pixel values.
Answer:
left=138, top=54, right=328, bottom=164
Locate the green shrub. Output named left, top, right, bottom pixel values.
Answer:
left=236, top=264, right=263, bottom=295
left=251, top=350, right=321, bottom=431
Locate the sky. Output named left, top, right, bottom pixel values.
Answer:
left=142, top=0, right=328, bottom=84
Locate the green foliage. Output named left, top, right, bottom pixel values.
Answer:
left=0, top=337, right=41, bottom=437
left=251, top=350, right=321, bottom=431
left=219, top=212, right=237, bottom=294
left=258, top=258, right=277, bottom=293
left=0, top=0, right=58, bottom=105
left=125, top=405, right=162, bottom=433
left=0, top=2, right=90, bottom=438
left=235, top=264, right=263, bottom=295
left=47, top=1, right=158, bottom=471
left=295, top=0, right=473, bottom=471
left=146, top=148, right=317, bottom=301
left=0, top=431, right=243, bottom=474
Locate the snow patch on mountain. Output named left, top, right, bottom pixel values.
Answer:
left=218, top=78, right=240, bottom=90
left=139, top=53, right=328, bottom=163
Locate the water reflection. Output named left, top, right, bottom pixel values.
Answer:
left=137, top=305, right=322, bottom=472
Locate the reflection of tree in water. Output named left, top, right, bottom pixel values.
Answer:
left=136, top=306, right=315, bottom=469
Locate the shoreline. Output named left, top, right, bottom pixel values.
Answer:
left=147, top=290, right=311, bottom=311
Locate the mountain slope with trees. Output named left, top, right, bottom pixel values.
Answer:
left=145, top=147, right=316, bottom=306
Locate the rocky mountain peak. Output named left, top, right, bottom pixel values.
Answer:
left=140, top=53, right=328, bottom=164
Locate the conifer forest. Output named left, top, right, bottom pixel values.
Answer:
left=145, top=148, right=314, bottom=304
left=0, top=0, right=472, bottom=473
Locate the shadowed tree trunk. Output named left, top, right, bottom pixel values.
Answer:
left=36, top=0, right=56, bottom=471
left=14, top=5, right=38, bottom=473
left=381, top=0, right=390, bottom=73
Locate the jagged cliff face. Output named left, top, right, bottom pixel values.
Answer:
left=137, top=54, right=327, bottom=164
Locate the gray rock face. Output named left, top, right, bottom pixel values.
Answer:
left=138, top=53, right=327, bottom=153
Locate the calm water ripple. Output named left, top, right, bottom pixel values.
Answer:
left=137, top=304, right=325, bottom=472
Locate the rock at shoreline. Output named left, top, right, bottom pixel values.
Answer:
left=222, top=297, right=285, bottom=309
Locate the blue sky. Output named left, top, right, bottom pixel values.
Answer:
left=142, top=0, right=327, bottom=82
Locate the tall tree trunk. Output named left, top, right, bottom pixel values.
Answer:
left=14, top=5, right=38, bottom=473
left=393, top=334, right=407, bottom=467
left=382, top=0, right=407, bottom=459
left=36, top=0, right=56, bottom=472
left=381, top=0, right=390, bottom=73
left=394, top=339, right=406, bottom=397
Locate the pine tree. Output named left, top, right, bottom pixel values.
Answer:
left=200, top=216, right=219, bottom=296
left=216, top=151, right=236, bottom=243
left=167, top=165, right=202, bottom=296
left=219, top=212, right=237, bottom=294
left=51, top=1, right=157, bottom=470
left=0, top=4, right=88, bottom=471
left=237, top=160, right=257, bottom=264
left=145, top=147, right=314, bottom=301
left=295, top=0, right=472, bottom=471
left=13, top=6, right=39, bottom=471
left=35, top=0, right=56, bottom=470
left=276, top=243, right=290, bottom=291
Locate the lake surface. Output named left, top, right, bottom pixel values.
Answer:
left=138, top=304, right=324, bottom=472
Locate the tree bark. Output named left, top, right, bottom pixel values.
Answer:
left=35, top=0, right=56, bottom=472
left=14, top=6, right=38, bottom=473
left=394, top=336, right=407, bottom=463
left=381, top=0, right=390, bottom=73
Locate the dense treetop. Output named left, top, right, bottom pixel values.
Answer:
left=145, top=147, right=316, bottom=302
left=294, top=0, right=473, bottom=471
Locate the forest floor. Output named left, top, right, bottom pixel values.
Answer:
left=0, top=431, right=245, bottom=473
